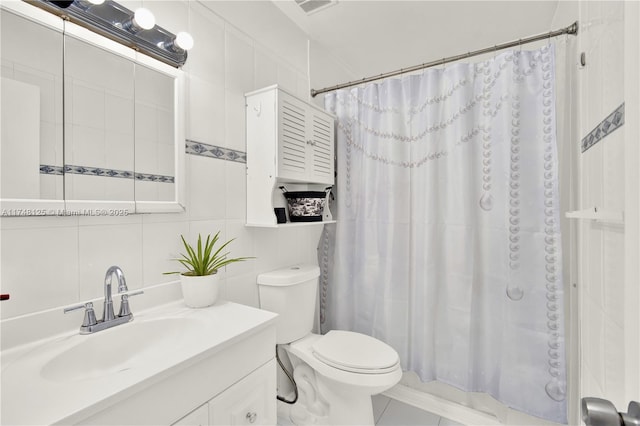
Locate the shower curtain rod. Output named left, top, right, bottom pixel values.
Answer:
left=310, top=21, right=578, bottom=97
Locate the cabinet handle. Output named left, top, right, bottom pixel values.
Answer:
left=307, top=139, right=316, bottom=146
left=246, top=411, right=257, bottom=424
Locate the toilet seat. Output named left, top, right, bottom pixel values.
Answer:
left=311, top=330, right=400, bottom=374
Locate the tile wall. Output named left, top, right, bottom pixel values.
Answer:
left=0, top=0, right=350, bottom=322
left=575, top=0, right=628, bottom=412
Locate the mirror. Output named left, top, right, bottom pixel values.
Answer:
left=134, top=63, right=177, bottom=206
left=1, top=7, right=64, bottom=211
left=0, top=3, right=184, bottom=216
left=63, top=33, right=135, bottom=204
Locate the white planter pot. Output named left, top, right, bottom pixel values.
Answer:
left=180, top=273, right=219, bottom=308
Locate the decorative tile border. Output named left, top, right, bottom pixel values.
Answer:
left=185, top=139, right=246, bottom=163
left=39, top=165, right=64, bottom=175
left=135, top=172, right=175, bottom=183
left=64, top=165, right=134, bottom=179
left=40, top=164, right=174, bottom=183
left=582, top=103, right=625, bottom=153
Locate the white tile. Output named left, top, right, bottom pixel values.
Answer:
left=585, top=39, right=604, bottom=130
left=224, top=89, right=247, bottom=152
left=39, top=121, right=61, bottom=166
left=105, top=92, right=134, bottom=138
left=142, top=220, right=189, bottom=286
left=224, top=220, right=255, bottom=277
left=187, top=220, right=226, bottom=242
left=78, top=223, right=143, bottom=300
left=602, top=226, right=624, bottom=326
left=277, top=226, right=303, bottom=267
left=581, top=364, right=605, bottom=400
left=600, top=24, right=624, bottom=113
left=1, top=226, right=79, bottom=319
left=372, top=394, right=391, bottom=424
left=225, top=27, right=255, bottom=93
left=1, top=215, right=78, bottom=230
left=77, top=211, right=141, bottom=227
left=602, top=133, right=625, bottom=211
left=301, top=226, right=323, bottom=265
left=296, top=72, right=310, bottom=101
left=277, top=64, right=298, bottom=95
left=225, top=160, right=247, bottom=220
left=603, top=318, right=626, bottom=409
left=69, top=124, right=105, bottom=167
left=225, top=272, right=259, bottom=308
left=583, top=297, right=605, bottom=389
left=376, top=399, right=441, bottom=426
left=106, top=130, right=135, bottom=172
left=69, top=81, right=105, bottom=130
left=254, top=48, right=278, bottom=90
left=140, top=210, right=187, bottom=225
left=187, top=75, right=225, bottom=146
left=187, top=1, right=225, bottom=82
left=187, top=155, right=226, bottom=220
left=252, top=227, right=280, bottom=273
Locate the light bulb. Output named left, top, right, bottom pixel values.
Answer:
left=133, top=7, right=155, bottom=30
left=175, top=32, right=194, bottom=51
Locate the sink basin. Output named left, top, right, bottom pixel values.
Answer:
left=41, top=317, right=202, bottom=382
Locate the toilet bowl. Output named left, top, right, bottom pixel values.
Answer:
left=257, top=265, right=402, bottom=425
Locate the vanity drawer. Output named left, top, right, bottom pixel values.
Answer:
left=209, top=359, right=276, bottom=425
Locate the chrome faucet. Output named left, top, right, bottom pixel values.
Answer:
left=103, top=265, right=127, bottom=322
left=64, top=266, right=143, bottom=334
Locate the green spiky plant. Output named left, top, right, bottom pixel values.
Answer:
left=165, top=232, right=252, bottom=276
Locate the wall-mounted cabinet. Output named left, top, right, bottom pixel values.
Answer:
left=245, top=85, right=335, bottom=227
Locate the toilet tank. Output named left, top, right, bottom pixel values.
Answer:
left=257, top=264, right=320, bottom=344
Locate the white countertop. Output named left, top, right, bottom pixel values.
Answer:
left=1, top=300, right=277, bottom=425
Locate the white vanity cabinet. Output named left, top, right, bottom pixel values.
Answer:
left=173, top=360, right=276, bottom=426
left=34, top=302, right=281, bottom=426
left=245, top=85, right=335, bottom=227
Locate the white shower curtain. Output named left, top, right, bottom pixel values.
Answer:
left=322, top=45, right=567, bottom=423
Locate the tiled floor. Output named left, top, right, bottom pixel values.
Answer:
left=373, top=394, right=464, bottom=426
left=278, top=395, right=464, bottom=425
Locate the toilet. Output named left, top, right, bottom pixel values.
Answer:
left=257, top=264, right=402, bottom=425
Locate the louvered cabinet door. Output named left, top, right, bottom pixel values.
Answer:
left=277, top=93, right=309, bottom=182
left=308, top=110, right=334, bottom=185
left=277, top=91, right=334, bottom=184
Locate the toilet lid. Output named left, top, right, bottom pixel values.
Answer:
left=311, top=330, right=400, bottom=374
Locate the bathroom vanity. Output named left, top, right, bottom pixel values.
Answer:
left=0, top=301, right=277, bottom=425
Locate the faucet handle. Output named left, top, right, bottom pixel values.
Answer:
left=64, top=302, right=98, bottom=327
left=118, top=290, right=144, bottom=317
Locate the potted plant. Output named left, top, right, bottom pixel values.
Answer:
left=165, top=232, right=252, bottom=308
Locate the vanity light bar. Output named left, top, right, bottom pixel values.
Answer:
left=26, top=0, right=191, bottom=68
